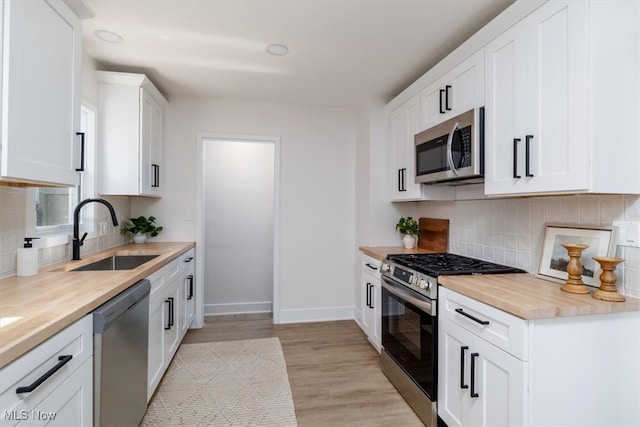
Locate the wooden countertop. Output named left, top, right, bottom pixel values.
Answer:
left=359, top=246, right=435, bottom=261
left=0, top=242, right=194, bottom=369
left=439, top=273, right=640, bottom=320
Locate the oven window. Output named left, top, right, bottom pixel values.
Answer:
left=382, top=285, right=437, bottom=400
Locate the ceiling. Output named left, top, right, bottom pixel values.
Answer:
left=81, top=0, right=514, bottom=109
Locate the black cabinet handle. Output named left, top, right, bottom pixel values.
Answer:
left=397, top=169, right=402, bottom=192
left=369, top=284, right=374, bottom=309
left=16, top=355, right=73, bottom=394
left=525, top=135, right=534, bottom=177
left=455, top=308, right=490, bottom=325
left=445, top=85, right=452, bottom=111
left=184, top=256, right=194, bottom=263
left=513, top=138, right=521, bottom=179
left=470, top=352, right=479, bottom=398
left=365, top=263, right=378, bottom=271
left=187, top=275, right=194, bottom=300
left=460, top=346, right=469, bottom=389
left=75, top=132, right=85, bottom=172
left=366, top=283, right=371, bottom=308
left=401, top=168, right=407, bottom=191
left=439, top=89, right=446, bottom=114
left=168, top=297, right=174, bottom=327
left=151, top=164, right=160, bottom=187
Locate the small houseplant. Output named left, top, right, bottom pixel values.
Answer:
left=120, top=215, right=163, bottom=244
left=396, top=216, right=420, bottom=249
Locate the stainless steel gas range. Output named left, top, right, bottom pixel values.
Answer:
left=379, top=253, right=524, bottom=427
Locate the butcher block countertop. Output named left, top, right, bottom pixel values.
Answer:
left=439, top=273, right=640, bottom=320
left=359, top=246, right=435, bottom=261
left=0, top=242, right=194, bottom=369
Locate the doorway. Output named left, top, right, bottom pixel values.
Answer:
left=198, top=135, right=279, bottom=323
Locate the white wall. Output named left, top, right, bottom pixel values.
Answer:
left=133, top=96, right=357, bottom=323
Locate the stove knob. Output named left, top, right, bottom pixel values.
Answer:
left=380, top=263, right=390, bottom=273
left=408, top=275, right=416, bottom=285
left=418, top=279, right=428, bottom=289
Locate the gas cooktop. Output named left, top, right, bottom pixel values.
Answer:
left=386, top=253, right=525, bottom=277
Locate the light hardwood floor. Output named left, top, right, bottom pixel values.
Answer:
left=183, top=315, right=424, bottom=426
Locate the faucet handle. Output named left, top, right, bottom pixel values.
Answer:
left=79, top=232, right=88, bottom=246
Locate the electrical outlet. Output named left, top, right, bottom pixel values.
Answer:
left=612, top=221, right=640, bottom=248
left=99, top=221, right=109, bottom=236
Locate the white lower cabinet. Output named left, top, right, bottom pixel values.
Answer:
left=439, top=318, right=525, bottom=427
left=146, top=251, right=196, bottom=402
left=439, top=287, right=640, bottom=426
left=357, top=254, right=382, bottom=352
left=0, top=315, right=93, bottom=426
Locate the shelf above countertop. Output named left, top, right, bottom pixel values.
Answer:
left=438, top=273, right=640, bottom=320
left=0, top=242, right=194, bottom=369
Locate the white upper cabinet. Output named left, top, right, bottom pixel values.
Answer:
left=97, top=71, right=167, bottom=197
left=0, top=0, right=83, bottom=186
left=421, top=49, right=484, bottom=130
left=485, top=0, right=640, bottom=196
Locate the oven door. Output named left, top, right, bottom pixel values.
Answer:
left=381, top=277, right=437, bottom=401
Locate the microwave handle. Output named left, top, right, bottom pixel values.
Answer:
left=446, top=121, right=461, bottom=176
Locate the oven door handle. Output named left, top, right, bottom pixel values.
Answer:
left=382, top=278, right=435, bottom=315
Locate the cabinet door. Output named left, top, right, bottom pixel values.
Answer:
left=370, top=277, right=382, bottom=352
left=147, top=294, right=166, bottom=402
left=485, top=0, right=588, bottom=196
left=1, top=0, right=81, bottom=186
left=361, top=276, right=375, bottom=337
left=140, top=89, right=162, bottom=196
left=522, top=0, right=589, bottom=194
left=484, top=20, right=527, bottom=195
left=438, top=318, right=473, bottom=427
left=468, top=337, right=527, bottom=427
left=164, top=280, right=181, bottom=360
left=390, top=94, right=423, bottom=201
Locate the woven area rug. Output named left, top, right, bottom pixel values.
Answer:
left=141, top=338, right=298, bottom=426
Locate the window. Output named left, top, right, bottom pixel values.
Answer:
left=32, top=104, right=96, bottom=234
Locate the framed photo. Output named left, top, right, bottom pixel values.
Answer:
left=537, top=224, right=617, bottom=287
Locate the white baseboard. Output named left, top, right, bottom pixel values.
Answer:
left=276, top=306, right=355, bottom=324
left=204, top=301, right=272, bottom=316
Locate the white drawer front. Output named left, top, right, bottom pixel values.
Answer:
left=0, top=315, right=93, bottom=419
left=361, top=254, right=381, bottom=273
left=180, top=248, right=195, bottom=274
left=440, top=287, right=528, bottom=360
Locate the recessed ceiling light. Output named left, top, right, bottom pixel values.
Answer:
left=94, top=30, right=123, bottom=44
left=266, top=44, right=289, bottom=56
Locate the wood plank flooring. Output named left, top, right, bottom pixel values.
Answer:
left=183, top=315, right=424, bottom=426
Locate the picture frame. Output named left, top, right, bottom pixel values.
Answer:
left=537, top=223, right=618, bottom=287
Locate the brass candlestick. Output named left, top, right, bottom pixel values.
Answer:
left=560, top=243, right=591, bottom=294
left=591, top=257, right=626, bottom=302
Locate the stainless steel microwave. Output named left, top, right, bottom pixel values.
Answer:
left=414, top=107, right=484, bottom=185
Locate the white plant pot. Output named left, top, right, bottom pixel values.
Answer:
left=402, top=234, right=416, bottom=249
left=133, top=233, right=147, bottom=244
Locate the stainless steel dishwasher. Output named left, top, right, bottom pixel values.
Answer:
left=93, top=279, right=150, bottom=427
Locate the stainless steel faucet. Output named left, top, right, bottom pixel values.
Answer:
left=72, top=198, right=118, bottom=260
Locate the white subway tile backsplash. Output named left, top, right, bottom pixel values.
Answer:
left=419, top=193, right=640, bottom=297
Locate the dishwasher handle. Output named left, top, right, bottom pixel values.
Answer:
left=93, top=279, right=151, bottom=333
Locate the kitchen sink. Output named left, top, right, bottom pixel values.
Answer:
left=70, top=255, right=158, bottom=271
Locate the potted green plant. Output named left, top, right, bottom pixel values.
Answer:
left=395, top=216, right=420, bottom=249
left=120, top=215, right=163, bottom=244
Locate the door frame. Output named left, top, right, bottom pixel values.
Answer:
left=195, top=133, right=281, bottom=326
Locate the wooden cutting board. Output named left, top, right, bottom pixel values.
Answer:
left=418, top=218, right=449, bottom=252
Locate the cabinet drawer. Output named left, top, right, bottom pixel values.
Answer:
left=0, top=315, right=92, bottom=419
left=180, top=248, right=195, bottom=274
left=361, top=254, right=381, bottom=273
left=440, top=287, right=528, bottom=360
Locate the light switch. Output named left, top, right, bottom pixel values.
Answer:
left=613, top=221, right=640, bottom=247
